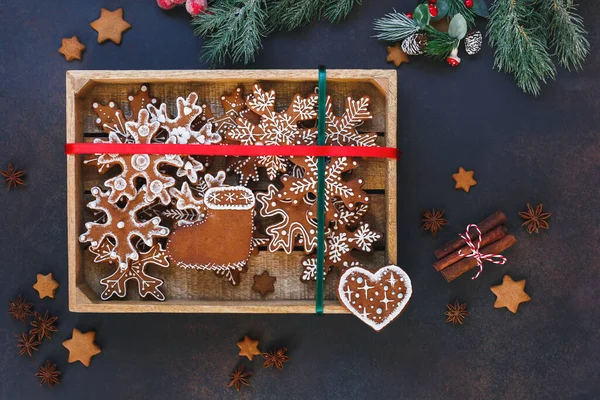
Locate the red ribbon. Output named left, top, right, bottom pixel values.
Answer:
left=65, top=143, right=399, bottom=159
left=458, top=224, right=507, bottom=279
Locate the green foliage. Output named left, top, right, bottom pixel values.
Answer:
left=412, top=4, right=431, bottom=28
left=443, top=0, right=478, bottom=27
left=424, top=27, right=459, bottom=60
left=542, top=0, right=590, bottom=71
left=471, top=0, right=489, bottom=18
left=193, top=0, right=362, bottom=65
left=323, top=0, right=362, bottom=23
left=487, top=0, right=589, bottom=96
left=268, top=0, right=322, bottom=32
left=448, top=14, right=467, bottom=40
left=487, top=0, right=555, bottom=96
left=373, top=10, right=421, bottom=42
left=193, top=0, right=268, bottom=65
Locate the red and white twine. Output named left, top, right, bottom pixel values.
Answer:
left=458, top=224, right=507, bottom=279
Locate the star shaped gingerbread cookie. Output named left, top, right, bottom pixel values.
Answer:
left=90, top=8, right=131, bottom=44
left=58, top=36, right=86, bottom=61
left=491, top=275, right=531, bottom=313
left=452, top=167, right=477, bottom=192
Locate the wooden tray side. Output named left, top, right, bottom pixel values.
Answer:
left=67, top=70, right=398, bottom=313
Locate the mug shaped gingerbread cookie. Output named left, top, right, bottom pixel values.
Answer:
left=166, top=186, right=255, bottom=271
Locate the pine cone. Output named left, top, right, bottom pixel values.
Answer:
left=401, top=33, right=427, bottom=56
left=464, top=31, right=482, bottom=56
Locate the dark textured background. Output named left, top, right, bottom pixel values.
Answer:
left=1, top=0, right=599, bottom=399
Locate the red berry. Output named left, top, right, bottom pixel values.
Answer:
left=428, top=4, right=438, bottom=17
left=406, top=12, right=413, bottom=19
left=156, top=0, right=176, bottom=10
left=465, top=0, right=474, bottom=8
left=172, top=0, right=186, bottom=4
left=186, top=0, right=207, bottom=15
left=429, top=0, right=437, bottom=3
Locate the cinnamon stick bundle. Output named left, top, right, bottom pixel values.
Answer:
left=434, top=211, right=507, bottom=260
left=440, top=235, right=517, bottom=282
left=433, top=225, right=508, bottom=272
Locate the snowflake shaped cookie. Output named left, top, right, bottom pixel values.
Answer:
left=79, top=186, right=170, bottom=270
left=91, top=109, right=184, bottom=205
left=279, top=156, right=369, bottom=223
left=89, top=240, right=169, bottom=301
left=300, top=222, right=381, bottom=282
left=320, top=95, right=379, bottom=147
left=226, top=84, right=318, bottom=181
left=92, top=85, right=158, bottom=139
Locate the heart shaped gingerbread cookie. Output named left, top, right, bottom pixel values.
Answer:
left=337, top=265, right=412, bottom=331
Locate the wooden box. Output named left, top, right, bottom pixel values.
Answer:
left=66, top=70, right=397, bottom=313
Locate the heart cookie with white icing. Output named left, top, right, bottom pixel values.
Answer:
left=337, top=265, right=412, bottom=331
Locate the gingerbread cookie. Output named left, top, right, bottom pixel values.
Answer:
left=79, top=187, right=170, bottom=270
left=90, top=8, right=131, bottom=44
left=91, top=85, right=157, bottom=141
left=279, top=156, right=369, bottom=224
left=62, top=329, right=102, bottom=367
left=90, top=240, right=170, bottom=300
left=301, top=221, right=381, bottom=282
left=58, top=36, right=86, bottom=61
left=93, top=110, right=184, bottom=205
left=226, top=84, right=318, bottom=180
left=256, top=184, right=318, bottom=254
left=166, top=185, right=255, bottom=285
left=337, top=265, right=412, bottom=331
left=302, top=95, right=378, bottom=147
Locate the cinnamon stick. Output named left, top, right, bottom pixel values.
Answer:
left=440, top=234, right=516, bottom=282
left=434, top=211, right=507, bottom=260
left=433, top=225, right=508, bottom=272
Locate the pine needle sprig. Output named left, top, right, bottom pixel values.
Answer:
left=443, top=0, right=477, bottom=27
left=542, top=0, right=589, bottom=71
left=193, top=0, right=267, bottom=65
left=423, top=26, right=459, bottom=60
left=487, top=0, right=556, bottom=96
left=268, top=0, right=322, bottom=32
left=373, top=10, right=421, bottom=42
left=323, top=0, right=362, bottom=23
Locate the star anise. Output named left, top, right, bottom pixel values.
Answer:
left=30, top=311, right=59, bottom=341
left=445, top=300, right=470, bottom=325
left=35, top=361, right=61, bottom=388
left=17, top=332, right=40, bottom=356
left=8, top=295, right=33, bottom=321
left=228, top=365, right=252, bottom=391
left=262, top=348, right=290, bottom=370
left=0, top=163, right=26, bottom=190
left=519, top=203, right=551, bottom=234
left=421, top=209, right=448, bottom=236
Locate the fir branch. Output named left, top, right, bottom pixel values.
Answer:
left=373, top=10, right=421, bottom=42
left=193, top=0, right=267, bottom=65
left=487, top=0, right=556, bottom=96
left=323, top=0, right=362, bottom=23
left=424, top=26, right=459, bottom=60
left=541, top=0, right=589, bottom=71
left=268, top=0, right=322, bottom=31
left=443, top=0, right=477, bottom=27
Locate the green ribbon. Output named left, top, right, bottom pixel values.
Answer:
left=316, top=66, right=326, bottom=314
